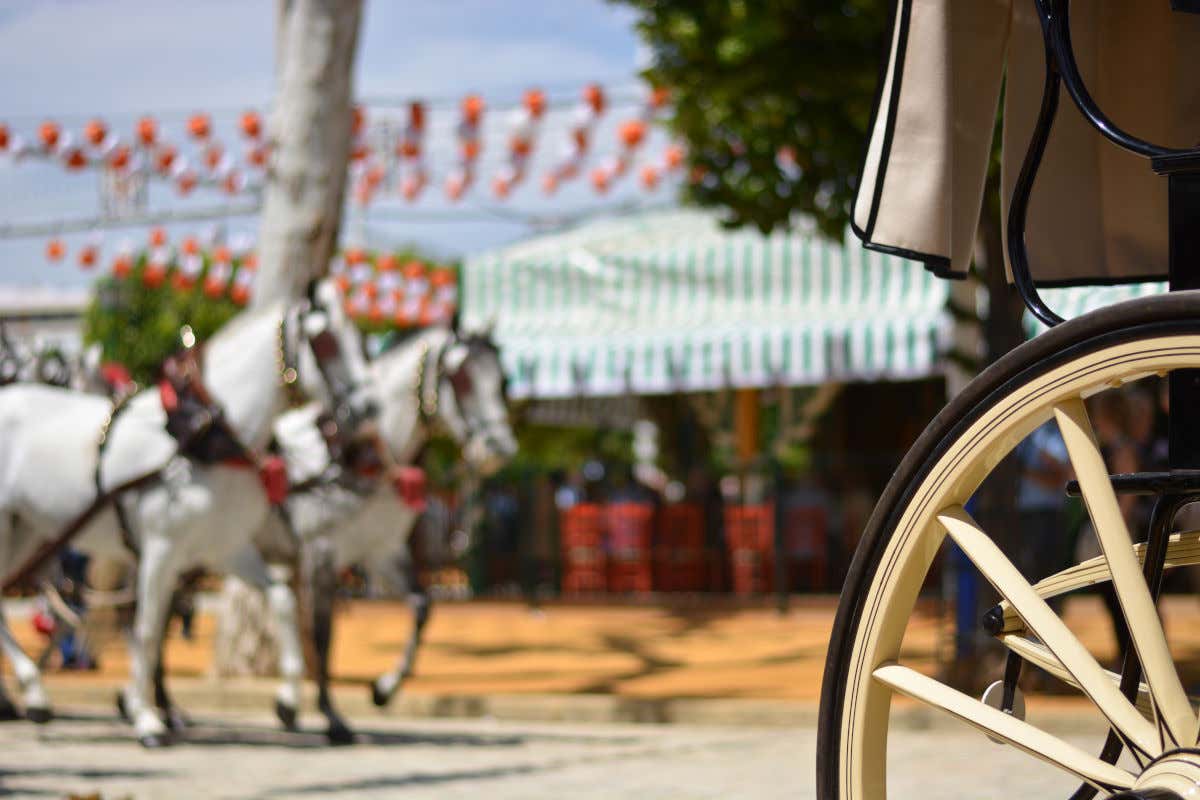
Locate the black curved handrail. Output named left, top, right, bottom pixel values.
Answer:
left=1044, top=0, right=1190, bottom=160
left=1010, top=0, right=1200, bottom=328
left=1007, top=9, right=1067, bottom=328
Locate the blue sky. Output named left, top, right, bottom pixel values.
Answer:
left=0, top=0, right=666, bottom=290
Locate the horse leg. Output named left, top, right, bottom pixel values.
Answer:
left=151, top=593, right=191, bottom=731
left=0, top=605, right=49, bottom=722
left=304, top=540, right=353, bottom=744
left=0, top=520, right=51, bottom=723
left=225, top=543, right=306, bottom=733
left=265, top=563, right=305, bottom=732
left=0, top=600, right=21, bottom=721
left=372, top=539, right=431, bottom=707
left=0, top=672, right=19, bottom=721
left=122, top=535, right=178, bottom=748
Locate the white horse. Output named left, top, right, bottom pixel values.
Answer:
left=0, top=281, right=372, bottom=746
left=198, top=325, right=517, bottom=743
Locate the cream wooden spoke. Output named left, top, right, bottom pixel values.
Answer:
left=1002, top=634, right=1154, bottom=719
left=873, top=663, right=1135, bottom=792
left=1055, top=399, right=1199, bottom=746
left=938, top=505, right=1160, bottom=756
left=994, top=530, right=1200, bottom=635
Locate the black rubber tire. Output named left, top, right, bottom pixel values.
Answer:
left=816, top=290, right=1200, bottom=799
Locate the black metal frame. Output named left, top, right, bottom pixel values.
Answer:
left=1008, top=3, right=1200, bottom=796
left=1009, top=0, right=1198, bottom=327
left=1015, top=0, right=1200, bottom=470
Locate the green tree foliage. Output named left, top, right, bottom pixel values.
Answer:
left=83, top=255, right=242, bottom=385
left=82, top=246, right=458, bottom=386
left=616, top=0, right=888, bottom=238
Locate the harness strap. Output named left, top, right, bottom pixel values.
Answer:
left=93, top=392, right=143, bottom=555
left=278, top=308, right=307, bottom=409
left=3, top=469, right=162, bottom=593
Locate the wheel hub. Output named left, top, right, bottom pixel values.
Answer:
left=1111, top=749, right=1200, bottom=799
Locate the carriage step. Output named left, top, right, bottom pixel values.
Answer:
left=980, top=680, right=1026, bottom=743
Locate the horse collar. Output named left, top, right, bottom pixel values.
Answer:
left=278, top=307, right=307, bottom=408
left=415, top=337, right=444, bottom=425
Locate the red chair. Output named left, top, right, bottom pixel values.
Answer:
left=654, top=503, right=706, bottom=591
left=782, top=504, right=829, bottom=591
left=606, top=502, right=654, bottom=594
left=561, top=504, right=607, bottom=594
left=724, top=504, right=775, bottom=595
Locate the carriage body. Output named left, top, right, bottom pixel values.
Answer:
left=821, top=3, right=1200, bottom=799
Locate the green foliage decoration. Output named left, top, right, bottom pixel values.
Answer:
left=615, top=0, right=888, bottom=239
left=82, top=253, right=241, bottom=385
left=82, top=247, right=459, bottom=386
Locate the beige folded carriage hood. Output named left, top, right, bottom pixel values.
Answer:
left=853, top=0, right=1200, bottom=286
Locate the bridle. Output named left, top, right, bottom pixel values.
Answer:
left=284, top=327, right=512, bottom=508
left=0, top=325, right=25, bottom=387
left=0, top=350, right=19, bottom=386
left=413, top=330, right=512, bottom=461
left=35, top=350, right=71, bottom=388
left=278, top=300, right=376, bottom=437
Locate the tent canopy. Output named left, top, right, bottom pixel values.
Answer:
left=1027, top=283, right=1168, bottom=336
left=461, top=209, right=949, bottom=399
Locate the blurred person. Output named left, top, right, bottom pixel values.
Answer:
left=1015, top=420, right=1073, bottom=587
left=1080, top=390, right=1143, bottom=660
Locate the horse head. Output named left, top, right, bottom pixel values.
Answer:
left=200, top=278, right=376, bottom=452
left=34, top=348, right=71, bottom=388
left=427, top=322, right=518, bottom=476
left=287, top=279, right=377, bottom=433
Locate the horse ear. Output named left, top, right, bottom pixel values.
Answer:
left=444, top=341, right=470, bottom=374
left=310, top=278, right=346, bottom=317
left=82, top=343, right=103, bottom=372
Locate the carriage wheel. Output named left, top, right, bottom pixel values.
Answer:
left=818, top=292, right=1200, bottom=799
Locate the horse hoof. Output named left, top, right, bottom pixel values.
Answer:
left=326, top=722, right=355, bottom=746
left=275, top=699, right=298, bottom=731
left=24, top=706, right=52, bottom=725
left=370, top=682, right=390, bottom=708
left=0, top=698, right=20, bottom=722
left=165, top=708, right=192, bottom=732
left=115, top=692, right=130, bottom=723
left=138, top=733, right=172, bottom=749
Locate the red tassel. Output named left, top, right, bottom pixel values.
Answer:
left=391, top=465, right=428, bottom=512
left=32, top=610, right=55, bottom=636
left=158, top=379, right=179, bottom=412
left=258, top=455, right=289, bottom=505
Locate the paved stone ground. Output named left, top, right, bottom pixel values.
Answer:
left=21, top=593, right=1193, bottom=704
left=0, top=709, right=1111, bottom=799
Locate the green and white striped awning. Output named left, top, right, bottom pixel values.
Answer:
left=461, top=209, right=950, bottom=399
left=1027, top=282, right=1169, bottom=336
